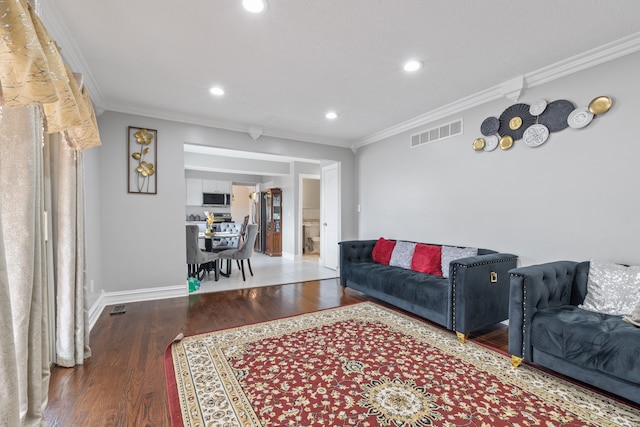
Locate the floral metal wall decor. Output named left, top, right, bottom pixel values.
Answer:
left=128, top=126, right=157, bottom=194
left=472, top=95, right=612, bottom=152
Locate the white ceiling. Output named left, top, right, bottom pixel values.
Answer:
left=42, top=1, right=640, bottom=150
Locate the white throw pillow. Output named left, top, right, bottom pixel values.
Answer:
left=389, top=241, right=417, bottom=269
left=580, top=259, right=640, bottom=316
left=441, top=246, right=477, bottom=279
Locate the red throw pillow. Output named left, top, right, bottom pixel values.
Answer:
left=411, top=243, right=442, bottom=275
left=372, top=238, right=396, bottom=265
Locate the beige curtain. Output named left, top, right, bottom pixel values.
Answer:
left=0, top=0, right=101, bottom=150
left=0, top=107, right=93, bottom=427
left=0, top=105, right=50, bottom=426
left=47, top=132, right=91, bottom=367
left=0, top=0, right=101, bottom=423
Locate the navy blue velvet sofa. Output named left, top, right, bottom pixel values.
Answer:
left=339, top=239, right=518, bottom=341
left=509, top=261, right=640, bottom=404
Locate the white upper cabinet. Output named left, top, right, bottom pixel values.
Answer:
left=202, top=180, right=231, bottom=194
left=216, top=180, right=232, bottom=193
left=186, top=178, right=202, bottom=205
left=187, top=178, right=232, bottom=205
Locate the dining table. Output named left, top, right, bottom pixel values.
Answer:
left=198, top=231, right=240, bottom=280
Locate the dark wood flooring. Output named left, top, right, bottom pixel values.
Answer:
left=44, top=279, right=509, bottom=426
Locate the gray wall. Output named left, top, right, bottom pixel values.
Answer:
left=85, top=51, right=640, bottom=297
left=83, top=144, right=103, bottom=308
left=356, top=51, right=640, bottom=266
left=89, top=112, right=355, bottom=293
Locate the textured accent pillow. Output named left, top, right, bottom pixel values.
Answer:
left=441, top=246, right=478, bottom=278
left=389, top=241, right=417, bottom=269
left=371, top=238, right=396, bottom=265
left=580, top=260, right=640, bottom=316
left=623, top=301, right=640, bottom=327
left=411, top=244, right=442, bottom=275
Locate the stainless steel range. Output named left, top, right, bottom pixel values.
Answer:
left=212, top=212, right=232, bottom=223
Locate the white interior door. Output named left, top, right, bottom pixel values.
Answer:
left=321, top=163, right=340, bottom=270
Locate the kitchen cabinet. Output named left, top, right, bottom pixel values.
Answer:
left=202, top=179, right=231, bottom=194
left=264, top=188, right=282, bottom=256
left=217, top=180, right=232, bottom=193
left=186, top=178, right=232, bottom=205
left=186, top=178, right=202, bottom=205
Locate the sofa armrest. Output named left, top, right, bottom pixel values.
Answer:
left=508, top=261, right=578, bottom=361
left=449, top=253, right=518, bottom=334
left=339, top=240, right=377, bottom=286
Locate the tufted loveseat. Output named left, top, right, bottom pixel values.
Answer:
left=509, top=261, right=640, bottom=404
left=339, top=239, right=518, bottom=341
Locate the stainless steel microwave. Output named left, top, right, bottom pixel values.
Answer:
left=202, top=193, right=231, bottom=206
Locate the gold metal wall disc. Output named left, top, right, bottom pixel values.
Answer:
left=473, top=138, right=486, bottom=151
left=499, top=135, right=514, bottom=150
left=588, top=96, right=612, bottom=115
left=509, top=116, right=523, bottom=130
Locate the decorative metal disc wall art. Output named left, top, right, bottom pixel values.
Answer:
left=484, top=134, right=499, bottom=151
left=588, top=96, right=612, bottom=114
left=523, top=124, right=549, bottom=147
left=480, top=116, right=499, bottom=136
left=472, top=95, right=612, bottom=152
left=498, top=103, right=536, bottom=140
left=529, top=99, right=547, bottom=116
left=567, top=107, right=594, bottom=128
left=128, top=126, right=157, bottom=194
left=538, top=100, right=574, bottom=132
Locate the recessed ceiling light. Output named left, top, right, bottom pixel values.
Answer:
left=243, top=0, right=267, bottom=13
left=403, top=60, right=423, bottom=72
left=209, top=86, right=225, bottom=96
left=325, top=111, right=338, bottom=120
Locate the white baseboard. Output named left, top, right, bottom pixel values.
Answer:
left=88, top=291, right=105, bottom=330
left=88, top=284, right=186, bottom=331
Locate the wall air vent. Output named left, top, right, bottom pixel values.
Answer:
left=410, top=118, right=463, bottom=148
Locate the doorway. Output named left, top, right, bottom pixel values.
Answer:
left=230, top=184, right=255, bottom=225
left=321, top=163, right=340, bottom=270
left=300, top=176, right=321, bottom=259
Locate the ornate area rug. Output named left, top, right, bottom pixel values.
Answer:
left=165, top=302, right=640, bottom=426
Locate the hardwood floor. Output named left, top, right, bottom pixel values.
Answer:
left=44, top=278, right=509, bottom=426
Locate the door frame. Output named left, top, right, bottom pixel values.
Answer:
left=298, top=173, right=320, bottom=258
left=320, top=162, right=341, bottom=270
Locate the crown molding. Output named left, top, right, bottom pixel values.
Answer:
left=353, top=32, right=640, bottom=149
left=351, top=86, right=504, bottom=150
left=526, top=32, right=640, bottom=87
left=106, top=101, right=352, bottom=149
left=39, top=2, right=106, bottom=110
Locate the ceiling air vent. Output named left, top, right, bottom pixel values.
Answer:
left=410, top=118, right=463, bottom=148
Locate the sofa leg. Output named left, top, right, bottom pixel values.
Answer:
left=511, top=355, right=523, bottom=368
left=456, top=332, right=468, bottom=344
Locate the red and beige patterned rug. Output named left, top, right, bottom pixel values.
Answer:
left=165, top=302, right=640, bottom=426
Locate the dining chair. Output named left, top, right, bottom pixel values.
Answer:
left=215, top=222, right=242, bottom=250
left=186, top=224, right=220, bottom=280
left=240, top=215, right=250, bottom=242
left=218, top=224, right=258, bottom=281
